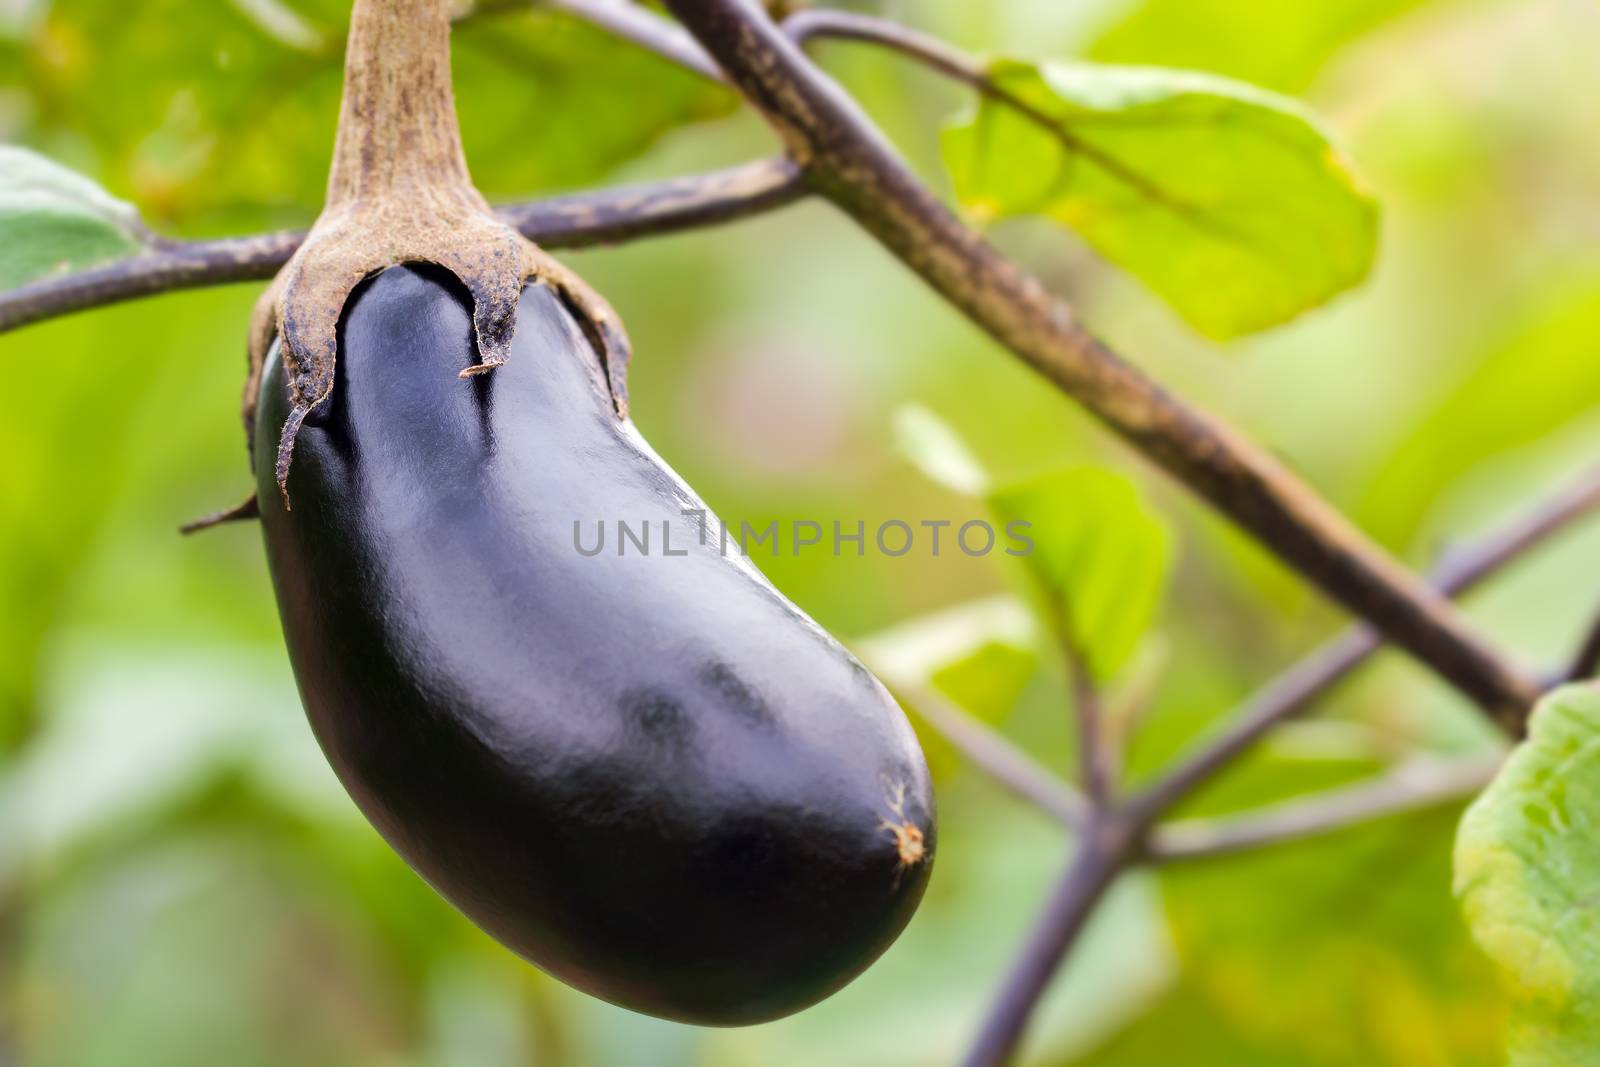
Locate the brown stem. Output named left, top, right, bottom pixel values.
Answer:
left=1130, top=459, right=1600, bottom=825
left=0, top=159, right=806, bottom=337
left=662, top=0, right=1540, bottom=728
left=328, top=0, right=472, bottom=205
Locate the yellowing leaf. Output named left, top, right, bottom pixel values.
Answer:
left=941, top=60, right=1379, bottom=339
left=1454, top=685, right=1600, bottom=1066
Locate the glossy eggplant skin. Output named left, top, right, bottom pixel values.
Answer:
left=252, top=264, right=934, bottom=1025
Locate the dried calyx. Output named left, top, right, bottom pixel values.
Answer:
left=241, top=0, right=630, bottom=510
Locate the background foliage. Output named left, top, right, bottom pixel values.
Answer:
left=5, top=0, right=1600, bottom=1063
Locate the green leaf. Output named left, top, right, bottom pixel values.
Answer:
left=0, top=145, right=147, bottom=289
left=855, top=597, right=1040, bottom=781
left=1358, top=269, right=1600, bottom=549
left=988, top=466, right=1171, bottom=680
left=889, top=408, right=1171, bottom=680
left=1454, top=684, right=1600, bottom=1066
left=453, top=11, right=736, bottom=202
left=857, top=597, right=1037, bottom=704
left=1088, top=0, right=1432, bottom=93
left=940, top=60, right=1379, bottom=339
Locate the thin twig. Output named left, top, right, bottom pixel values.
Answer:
left=1130, top=460, right=1600, bottom=825
left=467, top=0, right=722, bottom=78
left=537, top=0, right=1563, bottom=731
left=782, top=10, right=1214, bottom=228
left=497, top=156, right=805, bottom=246
left=1051, top=602, right=1112, bottom=806
left=1070, top=657, right=1111, bottom=805
left=958, top=823, right=1131, bottom=1067
left=889, top=679, right=1087, bottom=830
left=785, top=9, right=979, bottom=84
left=1146, top=756, right=1500, bottom=862
left=541, top=0, right=726, bottom=81
left=0, top=158, right=805, bottom=335
left=663, top=0, right=1539, bottom=727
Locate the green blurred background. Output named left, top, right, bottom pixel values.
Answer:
left=5, top=0, right=1600, bottom=1063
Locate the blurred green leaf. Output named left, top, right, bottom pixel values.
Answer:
left=858, top=598, right=1038, bottom=687
left=21, top=834, right=412, bottom=1067
left=1088, top=0, right=1433, bottom=93
left=890, top=410, right=1170, bottom=682
left=453, top=12, right=735, bottom=201
left=1359, top=270, right=1600, bottom=548
left=930, top=642, right=1039, bottom=727
left=0, top=640, right=325, bottom=879
left=0, top=144, right=147, bottom=288
left=989, top=466, right=1171, bottom=680
left=3, top=1, right=732, bottom=231
left=1454, top=685, right=1600, bottom=1066
left=0, top=283, right=263, bottom=751
left=940, top=60, right=1378, bottom=338
left=854, top=596, right=1039, bottom=727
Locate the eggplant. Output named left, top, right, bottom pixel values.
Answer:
left=252, top=263, right=935, bottom=1024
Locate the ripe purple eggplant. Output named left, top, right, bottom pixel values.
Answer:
left=251, top=263, right=935, bottom=1024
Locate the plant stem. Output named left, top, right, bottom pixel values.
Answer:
left=1146, top=756, right=1500, bottom=862
left=497, top=157, right=804, bottom=245
left=872, top=460, right=1600, bottom=851
left=538, top=0, right=725, bottom=81
left=784, top=9, right=977, bottom=82
left=888, top=678, right=1087, bottom=829
left=1565, top=601, right=1600, bottom=681
left=663, top=0, right=1538, bottom=728
left=0, top=159, right=805, bottom=336
left=1059, top=618, right=1113, bottom=805
left=958, top=823, right=1130, bottom=1067
left=327, top=0, right=469, bottom=205
left=1130, top=459, right=1600, bottom=824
